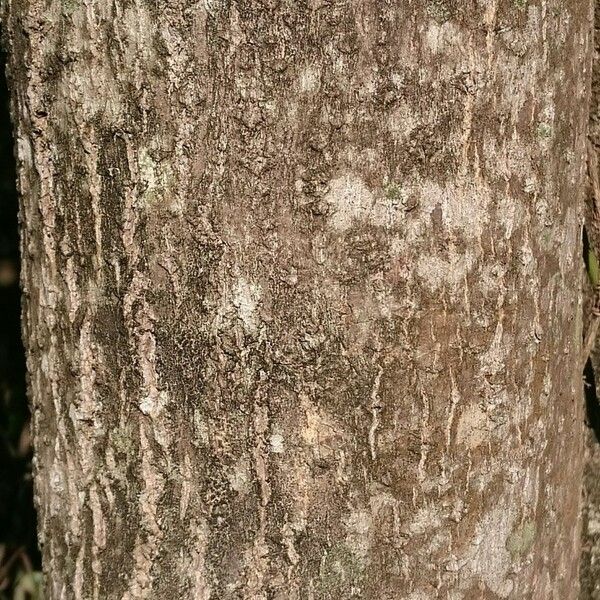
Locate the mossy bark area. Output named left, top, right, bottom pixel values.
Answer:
left=2, top=1, right=592, bottom=598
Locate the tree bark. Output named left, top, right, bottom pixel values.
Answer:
left=579, top=0, right=600, bottom=597
left=1, top=1, right=593, bottom=598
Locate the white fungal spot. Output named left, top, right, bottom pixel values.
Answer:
left=325, top=173, right=378, bottom=230
left=228, top=458, right=252, bottom=494
left=299, top=65, right=320, bottom=93
left=456, top=405, right=489, bottom=449
left=232, top=278, right=262, bottom=332
left=139, top=149, right=158, bottom=193
left=269, top=433, right=285, bottom=454
left=139, top=390, right=168, bottom=417
left=17, top=135, right=33, bottom=169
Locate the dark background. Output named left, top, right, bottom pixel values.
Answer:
left=0, top=43, right=41, bottom=598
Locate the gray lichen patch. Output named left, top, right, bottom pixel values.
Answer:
left=536, top=121, right=553, bottom=140
left=61, top=0, right=79, bottom=16
left=414, top=247, right=475, bottom=294
left=317, top=543, right=366, bottom=597
left=426, top=0, right=452, bottom=23
left=343, top=508, right=373, bottom=562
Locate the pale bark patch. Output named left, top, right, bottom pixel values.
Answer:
left=228, top=457, right=252, bottom=495
left=344, top=508, right=373, bottom=562
left=464, top=504, right=517, bottom=597
left=415, top=249, right=475, bottom=294
left=324, top=173, right=378, bottom=231
left=456, top=405, right=489, bottom=450
left=298, top=65, right=320, bottom=93
left=423, top=21, right=463, bottom=55
left=269, top=432, right=285, bottom=454
left=231, top=277, right=263, bottom=333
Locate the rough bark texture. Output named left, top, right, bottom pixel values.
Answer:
left=580, top=406, right=600, bottom=599
left=580, top=0, right=600, bottom=597
left=1, top=1, right=593, bottom=598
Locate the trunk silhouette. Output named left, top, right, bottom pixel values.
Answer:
left=2, top=1, right=592, bottom=598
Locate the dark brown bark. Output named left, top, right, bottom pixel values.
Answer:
left=2, top=1, right=593, bottom=598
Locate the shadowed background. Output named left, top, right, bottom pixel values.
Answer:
left=0, top=42, right=41, bottom=599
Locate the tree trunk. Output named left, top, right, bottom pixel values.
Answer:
left=579, top=0, right=600, bottom=597
left=1, top=1, right=593, bottom=598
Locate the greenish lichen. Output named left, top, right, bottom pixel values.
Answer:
left=513, top=0, right=527, bottom=10
left=506, top=521, right=536, bottom=560
left=316, top=543, right=365, bottom=597
left=385, top=183, right=401, bottom=202
left=110, top=425, right=134, bottom=457
left=426, top=0, right=451, bottom=23
left=62, top=0, right=79, bottom=16
left=587, top=248, right=600, bottom=287
left=536, top=122, right=553, bottom=140
left=138, top=148, right=174, bottom=206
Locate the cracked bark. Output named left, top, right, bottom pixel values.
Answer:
left=1, top=1, right=592, bottom=598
